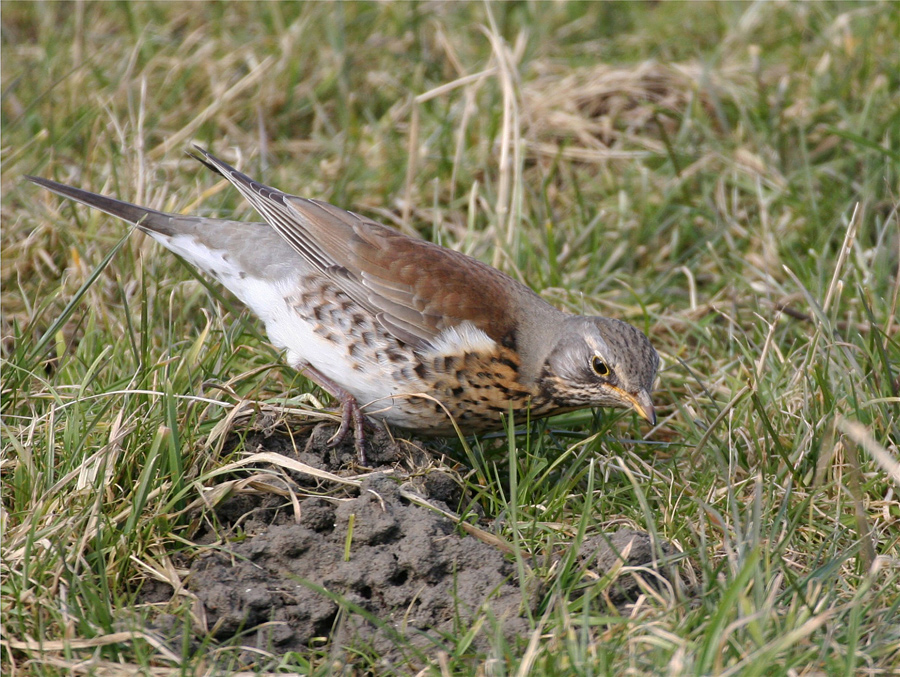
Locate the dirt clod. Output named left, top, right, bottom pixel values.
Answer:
left=189, top=472, right=529, bottom=658
left=576, top=530, right=677, bottom=603
left=171, top=426, right=677, bottom=664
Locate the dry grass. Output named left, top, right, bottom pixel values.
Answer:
left=2, top=2, right=899, bottom=675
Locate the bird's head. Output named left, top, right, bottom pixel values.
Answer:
left=538, top=316, right=659, bottom=425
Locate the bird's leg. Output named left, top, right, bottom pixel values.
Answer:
left=335, top=393, right=367, bottom=464
left=299, top=365, right=368, bottom=465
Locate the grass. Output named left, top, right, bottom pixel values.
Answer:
left=2, top=1, right=899, bottom=674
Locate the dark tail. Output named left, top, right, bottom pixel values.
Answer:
left=25, top=175, right=176, bottom=234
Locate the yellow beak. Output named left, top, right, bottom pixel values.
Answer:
left=631, top=389, right=657, bottom=426
left=611, top=386, right=656, bottom=426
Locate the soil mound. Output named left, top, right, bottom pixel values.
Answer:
left=152, top=423, right=676, bottom=665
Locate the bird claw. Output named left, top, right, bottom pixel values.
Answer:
left=326, top=393, right=368, bottom=466
left=299, top=364, right=369, bottom=466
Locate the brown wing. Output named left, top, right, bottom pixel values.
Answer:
left=193, top=148, right=521, bottom=349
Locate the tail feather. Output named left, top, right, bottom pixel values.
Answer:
left=26, top=172, right=306, bottom=280
left=25, top=175, right=178, bottom=236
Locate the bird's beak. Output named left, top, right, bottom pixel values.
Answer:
left=605, top=385, right=657, bottom=426
left=628, top=389, right=657, bottom=426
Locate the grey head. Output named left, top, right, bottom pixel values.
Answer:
left=538, top=315, right=659, bottom=424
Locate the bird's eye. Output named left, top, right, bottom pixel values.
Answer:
left=591, top=356, right=609, bottom=377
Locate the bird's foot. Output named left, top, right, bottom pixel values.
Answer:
left=328, top=392, right=368, bottom=465
left=299, top=364, right=369, bottom=465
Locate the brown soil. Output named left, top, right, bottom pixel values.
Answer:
left=150, top=422, right=676, bottom=668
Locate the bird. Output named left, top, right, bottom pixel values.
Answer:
left=27, top=147, right=659, bottom=464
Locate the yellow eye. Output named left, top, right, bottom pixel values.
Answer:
left=592, top=356, right=609, bottom=377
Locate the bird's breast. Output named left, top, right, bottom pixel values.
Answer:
left=270, top=273, right=562, bottom=435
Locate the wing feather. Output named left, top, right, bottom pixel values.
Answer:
left=193, top=147, right=523, bottom=349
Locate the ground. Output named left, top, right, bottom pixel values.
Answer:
left=138, top=424, right=675, bottom=669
